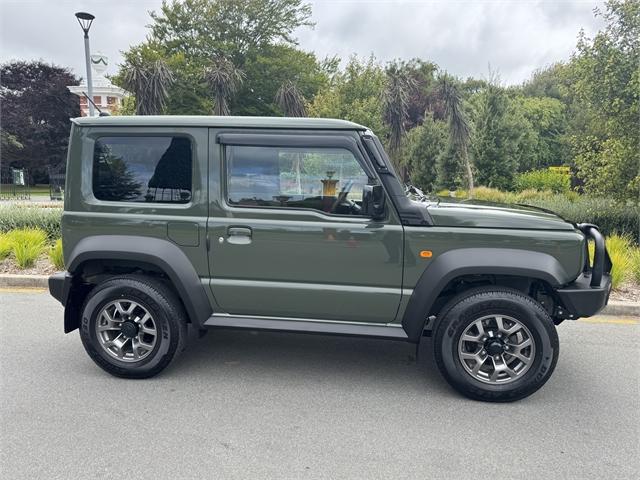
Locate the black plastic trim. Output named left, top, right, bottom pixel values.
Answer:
left=66, top=235, right=212, bottom=328
left=401, top=248, right=570, bottom=342
left=218, top=133, right=356, bottom=149
left=360, top=134, right=432, bottom=226
left=578, top=223, right=612, bottom=287
left=555, top=273, right=611, bottom=318
left=205, top=315, right=409, bottom=340
left=48, top=271, right=71, bottom=305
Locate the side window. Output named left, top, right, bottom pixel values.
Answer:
left=226, top=145, right=370, bottom=216
left=93, top=136, right=192, bottom=203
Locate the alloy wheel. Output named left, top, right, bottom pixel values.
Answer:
left=457, top=314, right=536, bottom=384
left=95, top=300, right=158, bottom=363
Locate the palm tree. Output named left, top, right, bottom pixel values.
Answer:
left=204, top=55, right=244, bottom=116
left=275, top=80, right=306, bottom=193
left=382, top=65, right=415, bottom=181
left=121, top=59, right=174, bottom=115
left=438, top=74, right=474, bottom=195
left=275, top=80, right=307, bottom=117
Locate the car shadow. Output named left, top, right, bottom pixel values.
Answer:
left=166, top=327, right=455, bottom=397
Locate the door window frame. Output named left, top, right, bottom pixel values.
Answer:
left=218, top=132, right=382, bottom=219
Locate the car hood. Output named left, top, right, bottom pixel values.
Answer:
left=423, top=199, right=576, bottom=230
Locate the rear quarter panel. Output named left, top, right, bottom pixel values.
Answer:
left=62, top=124, right=210, bottom=295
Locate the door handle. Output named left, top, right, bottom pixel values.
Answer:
left=227, top=226, right=252, bottom=245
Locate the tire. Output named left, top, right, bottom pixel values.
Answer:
left=432, top=287, right=559, bottom=402
left=79, top=275, right=188, bottom=379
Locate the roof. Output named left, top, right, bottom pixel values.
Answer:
left=72, top=115, right=367, bottom=130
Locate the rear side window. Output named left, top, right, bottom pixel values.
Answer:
left=93, top=136, right=192, bottom=203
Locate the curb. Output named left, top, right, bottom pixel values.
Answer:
left=0, top=274, right=49, bottom=289
left=0, top=274, right=638, bottom=317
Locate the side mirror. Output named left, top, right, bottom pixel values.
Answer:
left=363, top=184, right=385, bottom=219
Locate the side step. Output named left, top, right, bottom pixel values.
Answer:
left=204, top=314, right=409, bottom=341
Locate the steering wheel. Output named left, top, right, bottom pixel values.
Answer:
left=329, top=180, right=361, bottom=214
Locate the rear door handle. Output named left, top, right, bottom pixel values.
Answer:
left=227, top=226, right=252, bottom=245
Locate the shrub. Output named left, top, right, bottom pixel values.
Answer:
left=629, top=248, right=640, bottom=284
left=589, top=234, right=632, bottom=289
left=0, top=233, right=12, bottom=260
left=514, top=169, right=571, bottom=194
left=525, top=196, right=639, bottom=242
left=0, top=205, right=62, bottom=239
left=8, top=228, right=47, bottom=269
left=469, top=187, right=509, bottom=203
left=49, top=238, right=64, bottom=270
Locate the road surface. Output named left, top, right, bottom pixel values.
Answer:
left=1, top=289, right=638, bottom=479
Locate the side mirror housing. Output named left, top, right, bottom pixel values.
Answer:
left=363, top=184, right=385, bottom=219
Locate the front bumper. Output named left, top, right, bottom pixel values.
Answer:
left=554, top=223, right=613, bottom=319
left=555, top=273, right=612, bottom=318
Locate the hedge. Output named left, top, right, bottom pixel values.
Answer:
left=438, top=188, right=639, bottom=243
left=0, top=205, right=62, bottom=239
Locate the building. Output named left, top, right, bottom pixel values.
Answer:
left=67, top=52, right=128, bottom=116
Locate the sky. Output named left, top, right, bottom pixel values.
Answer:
left=0, top=0, right=605, bottom=85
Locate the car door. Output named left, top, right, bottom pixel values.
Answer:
left=207, top=130, right=403, bottom=323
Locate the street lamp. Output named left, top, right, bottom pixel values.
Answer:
left=75, top=12, right=95, bottom=116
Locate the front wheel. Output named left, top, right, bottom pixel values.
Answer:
left=79, top=275, right=187, bottom=379
left=432, top=287, right=559, bottom=402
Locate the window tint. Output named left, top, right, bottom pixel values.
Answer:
left=93, top=136, right=192, bottom=203
left=226, top=146, right=370, bottom=216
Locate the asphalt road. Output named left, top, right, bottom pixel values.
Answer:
left=1, top=289, right=638, bottom=479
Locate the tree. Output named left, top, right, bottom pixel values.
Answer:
left=147, top=0, right=313, bottom=63
left=513, top=95, right=569, bottom=171
left=0, top=61, right=80, bottom=182
left=382, top=63, right=416, bottom=179
left=309, top=56, right=387, bottom=137
left=120, top=47, right=175, bottom=115
left=275, top=80, right=307, bottom=117
left=438, top=74, right=474, bottom=194
left=568, top=0, right=639, bottom=199
left=119, top=1, right=318, bottom=116
left=402, top=114, right=447, bottom=191
left=471, top=83, right=523, bottom=190
left=204, top=55, right=245, bottom=115
left=235, top=45, right=326, bottom=116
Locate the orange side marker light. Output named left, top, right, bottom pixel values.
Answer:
left=420, top=250, right=433, bottom=258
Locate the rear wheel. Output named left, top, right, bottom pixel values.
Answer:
left=79, top=275, right=187, bottom=379
left=432, top=287, right=559, bottom=402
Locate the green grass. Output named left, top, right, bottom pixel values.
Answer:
left=7, top=228, right=47, bottom=268
left=49, top=238, right=64, bottom=270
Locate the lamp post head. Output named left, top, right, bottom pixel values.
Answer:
left=75, top=12, right=95, bottom=35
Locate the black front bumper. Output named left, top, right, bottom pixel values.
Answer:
left=554, top=223, right=613, bottom=319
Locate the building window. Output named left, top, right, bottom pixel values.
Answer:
left=226, top=145, right=369, bottom=216
left=93, top=136, right=192, bottom=203
left=107, top=96, right=116, bottom=105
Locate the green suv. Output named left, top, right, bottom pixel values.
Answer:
left=49, top=115, right=612, bottom=402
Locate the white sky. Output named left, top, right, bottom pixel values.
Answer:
left=0, top=0, right=605, bottom=84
